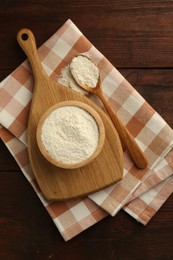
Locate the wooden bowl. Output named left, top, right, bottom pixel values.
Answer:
left=36, top=100, right=105, bottom=169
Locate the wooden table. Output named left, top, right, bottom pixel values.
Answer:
left=1, top=1, right=173, bottom=259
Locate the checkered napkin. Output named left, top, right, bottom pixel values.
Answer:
left=1, top=20, right=173, bottom=241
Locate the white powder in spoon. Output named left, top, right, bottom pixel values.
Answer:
left=70, top=55, right=99, bottom=88
left=41, top=105, right=99, bottom=164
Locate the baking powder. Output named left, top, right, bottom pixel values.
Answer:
left=58, top=65, right=87, bottom=94
left=41, top=106, right=99, bottom=164
left=70, top=55, right=99, bottom=88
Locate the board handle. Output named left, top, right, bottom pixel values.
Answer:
left=17, top=28, right=47, bottom=80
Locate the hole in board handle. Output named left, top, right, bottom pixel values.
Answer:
left=21, top=33, right=28, bottom=41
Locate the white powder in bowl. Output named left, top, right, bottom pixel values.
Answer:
left=70, top=55, right=99, bottom=88
left=41, top=105, right=99, bottom=164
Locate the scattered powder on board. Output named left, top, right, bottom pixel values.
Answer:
left=70, top=55, right=99, bottom=88
left=57, top=65, right=87, bottom=94
left=41, top=106, right=99, bottom=164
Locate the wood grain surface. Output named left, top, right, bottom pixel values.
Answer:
left=1, top=0, right=173, bottom=259
left=17, top=28, right=123, bottom=200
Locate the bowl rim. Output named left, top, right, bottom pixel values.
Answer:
left=36, top=100, right=105, bottom=169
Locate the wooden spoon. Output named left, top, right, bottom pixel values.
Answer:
left=70, top=55, right=148, bottom=169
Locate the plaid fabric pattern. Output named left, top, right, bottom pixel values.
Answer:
left=1, top=20, right=173, bottom=241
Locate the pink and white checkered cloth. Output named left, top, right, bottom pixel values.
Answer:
left=1, top=20, right=173, bottom=241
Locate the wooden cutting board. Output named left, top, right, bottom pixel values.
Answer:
left=17, top=28, right=124, bottom=201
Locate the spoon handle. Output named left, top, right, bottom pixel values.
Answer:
left=98, top=91, right=148, bottom=169
left=17, top=28, right=47, bottom=81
